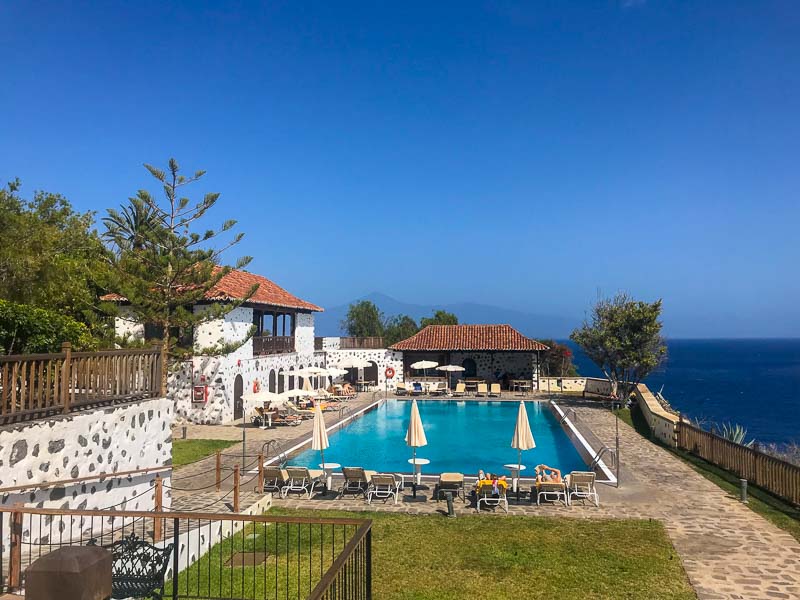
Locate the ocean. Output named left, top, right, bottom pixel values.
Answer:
left=567, top=338, right=800, bottom=446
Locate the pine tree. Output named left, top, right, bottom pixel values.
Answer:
left=104, top=159, right=255, bottom=393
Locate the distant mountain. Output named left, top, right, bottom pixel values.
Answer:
left=314, top=292, right=577, bottom=340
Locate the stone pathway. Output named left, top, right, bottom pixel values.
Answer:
left=172, top=394, right=800, bottom=599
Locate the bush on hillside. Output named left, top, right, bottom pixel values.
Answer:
left=0, top=299, right=96, bottom=354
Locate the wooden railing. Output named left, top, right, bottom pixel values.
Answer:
left=0, top=343, right=162, bottom=423
left=252, top=335, right=295, bottom=355
left=339, top=337, right=384, bottom=350
left=678, top=418, right=800, bottom=506
left=0, top=506, right=372, bottom=599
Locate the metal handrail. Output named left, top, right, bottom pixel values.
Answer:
left=261, top=439, right=287, bottom=465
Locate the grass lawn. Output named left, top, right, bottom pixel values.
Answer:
left=615, top=406, right=800, bottom=543
left=271, top=508, right=694, bottom=599
left=172, top=438, right=238, bottom=467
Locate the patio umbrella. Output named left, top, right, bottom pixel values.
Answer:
left=326, top=367, right=349, bottom=379
left=312, top=403, right=330, bottom=466
left=411, top=360, right=439, bottom=378
left=511, top=401, right=536, bottom=471
left=405, top=399, right=428, bottom=463
left=437, top=364, right=465, bottom=389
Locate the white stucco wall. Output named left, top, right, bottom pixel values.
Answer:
left=448, top=352, right=540, bottom=389
left=194, top=305, right=255, bottom=361
left=294, top=313, right=315, bottom=355
left=114, top=306, right=144, bottom=342
left=0, top=397, right=174, bottom=545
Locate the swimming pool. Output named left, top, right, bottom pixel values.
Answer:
left=289, top=399, right=587, bottom=476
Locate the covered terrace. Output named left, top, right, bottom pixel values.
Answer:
left=389, top=324, right=549, bottom=391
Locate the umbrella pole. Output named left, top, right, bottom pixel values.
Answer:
left=517, top=448, right=522, bottom=502
left=412, top=447, right=417, bottom=499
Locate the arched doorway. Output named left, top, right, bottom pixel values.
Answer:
left=278, top=369, right=285, bottom=393
left=364, top=361, right=378, bottom=386
left=462, top=358, right=477, bottom=378
left=288, top=366, right=295, bottom=390
left=268, top=369, right=276, bottom=393
left=233, top=374, right=244, bottom=420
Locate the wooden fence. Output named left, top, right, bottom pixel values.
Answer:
left=0, top=343, right=163, bottom=423
left=678, top=419, right=800, bottom=506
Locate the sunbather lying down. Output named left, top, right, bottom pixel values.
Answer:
left=475, top=470, right=508, bottom=494
left=535, top=464, right=562, bottom=483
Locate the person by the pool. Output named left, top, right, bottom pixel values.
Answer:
left=536, top=464, right=562, bottom=483
left=477, top=470, right=507, bottom=495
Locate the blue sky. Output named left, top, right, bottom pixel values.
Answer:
left=2, top=1, right=798, bottom=337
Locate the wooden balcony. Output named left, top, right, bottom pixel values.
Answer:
left=253, top=335, right=295, bottom=355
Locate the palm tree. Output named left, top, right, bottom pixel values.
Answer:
left=102, top=197, right=158, bottom=252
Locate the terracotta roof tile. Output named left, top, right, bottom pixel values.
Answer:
left=390, top=324, right=548, bottom=352
left=100, top=268, right=323, bottom=312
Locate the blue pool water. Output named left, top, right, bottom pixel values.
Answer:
left=290, top=400, right=587, bottom=475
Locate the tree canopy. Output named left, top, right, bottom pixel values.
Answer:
left=570, top=292, right=667, bottom=399
left=341, top=300, right=385, bottom=338
left=103, top=159, right=254, bottom=386
left=0, top=179, right=113, bottom=337
left=539, top=339, right=579, bottom=377
left=384, top=314, right=419, bottom=346
left=420, top=310, right=458, bottom=328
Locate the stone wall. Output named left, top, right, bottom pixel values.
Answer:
left=635, top=383, right=679, bottom=447
left=171, top=350, right=328, bottom=424
left=295, top=313, right=315, bottom=355
left=193, top=305, right=254, bottom=361
left=538, top=377, right=613, bottom=395
left=448, top=352, right=540, bottom=389
left=0, top=398, right=173, bottom=544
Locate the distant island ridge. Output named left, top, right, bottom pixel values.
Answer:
left=313, top=292, right=577, bottom=339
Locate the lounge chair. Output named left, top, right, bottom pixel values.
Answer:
left=534, top=479, right=568, bottom=505
left=476, top=383, right=488, bottom=397
left=367, top=473, right=403, bottom=505
left=287, top=404, right=314, bottom=419
left=410, top=382, right=424, bottom=396
left=475, top=479, right=508, bottom=514
left=272, top=412, right=302, bottom=426
left=566, top=471, right=599, bottom=507
left=395, top=383, right=408, bottom=396
left=263, top=466, right=289, bottom=494
left=488, top=383, right=501, bottom=397
left=430, top=382, right=447, bottom=396
left=452, top=382, right=466, bottom=397
left=434, top=472, right=466, bottom=503
left=339, top=467, right=377, bottom=498
left=281, top=467, right=325, bottom=498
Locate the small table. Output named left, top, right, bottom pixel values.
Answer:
left=318, top=462, right=341, bottom=492
left=504, top=463, right=527, bottom=493
left=408, top=458, right=430, bottom=485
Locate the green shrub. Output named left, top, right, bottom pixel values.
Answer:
left=0, top=299, right=96, bottom=354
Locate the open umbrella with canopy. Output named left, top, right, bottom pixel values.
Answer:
left=437, top=364, right=465, bottom=390
left=511, top=401, right=536, bottom=498
left=410, top=360, right=438, bottom=379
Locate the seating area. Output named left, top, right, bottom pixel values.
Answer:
left=266, top=464, right=600, bottom=512
left=396, top=378, right=533, bottom=398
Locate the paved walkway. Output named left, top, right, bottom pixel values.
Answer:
left=172, top=395, right=800, bottom=599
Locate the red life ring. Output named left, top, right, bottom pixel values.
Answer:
left=384, top=367, right=395, bottom=379
left=253, top=379, right=260, bottom=393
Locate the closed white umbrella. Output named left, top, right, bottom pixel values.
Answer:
left=312, top=403, right=330, bottom=466
left=405, top=399, right=428, bottom=461
left=511, top=401, right=536, bottom=471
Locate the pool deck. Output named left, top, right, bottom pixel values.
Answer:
left=172, top=394, right=800, bottom=599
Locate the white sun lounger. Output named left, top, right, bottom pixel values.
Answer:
left=566, top=471, right=600, bottom=507
left=367, top=473, right=404, bottom=505
left=282, top=466, right=324, bottom=499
